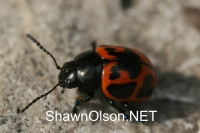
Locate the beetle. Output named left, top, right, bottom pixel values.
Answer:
left=21, top=34, right=156, bottom=120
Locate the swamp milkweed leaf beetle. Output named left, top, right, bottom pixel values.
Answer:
left=21, top=34, right=156, bottom=121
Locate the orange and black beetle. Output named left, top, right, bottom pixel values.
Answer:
left=21, top=34, right=156, bottom=120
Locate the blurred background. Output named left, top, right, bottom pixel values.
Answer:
left=0, top=0, right=200, bottom=132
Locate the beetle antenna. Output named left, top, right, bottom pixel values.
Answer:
left=20, top=83, right=60, bottom=113
left=26, top=34, right=61, bottom=70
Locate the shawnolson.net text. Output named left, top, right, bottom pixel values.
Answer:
left=46, top=110, right=157, bottom=122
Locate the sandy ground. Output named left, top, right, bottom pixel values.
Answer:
left=0, top=0, right=200, bottom=133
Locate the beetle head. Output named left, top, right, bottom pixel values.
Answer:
left=59, top=61, right=78, bottom=89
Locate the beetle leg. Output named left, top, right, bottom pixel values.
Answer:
left=121, top=102, right=148, bottom=125
left=91, top=41, right=96, bottom=51
left=72, top=92, right=94, bottom=114
left=61, top=87, right=65, bottom=94
left=121, top=102, right=130, bottom=110
left=106, top=98, right=129, bottom=120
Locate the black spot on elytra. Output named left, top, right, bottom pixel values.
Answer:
left=104, top=47, right=140, bottom=61
left=109, top=70, right=120, bottom=80
left=107, top=82, right=137, bottom=99
left=104, top=47, right=142, bottom=80
left=109, top=62, right=142, bottom=80
left=137, top=74, right=153, bottom=98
